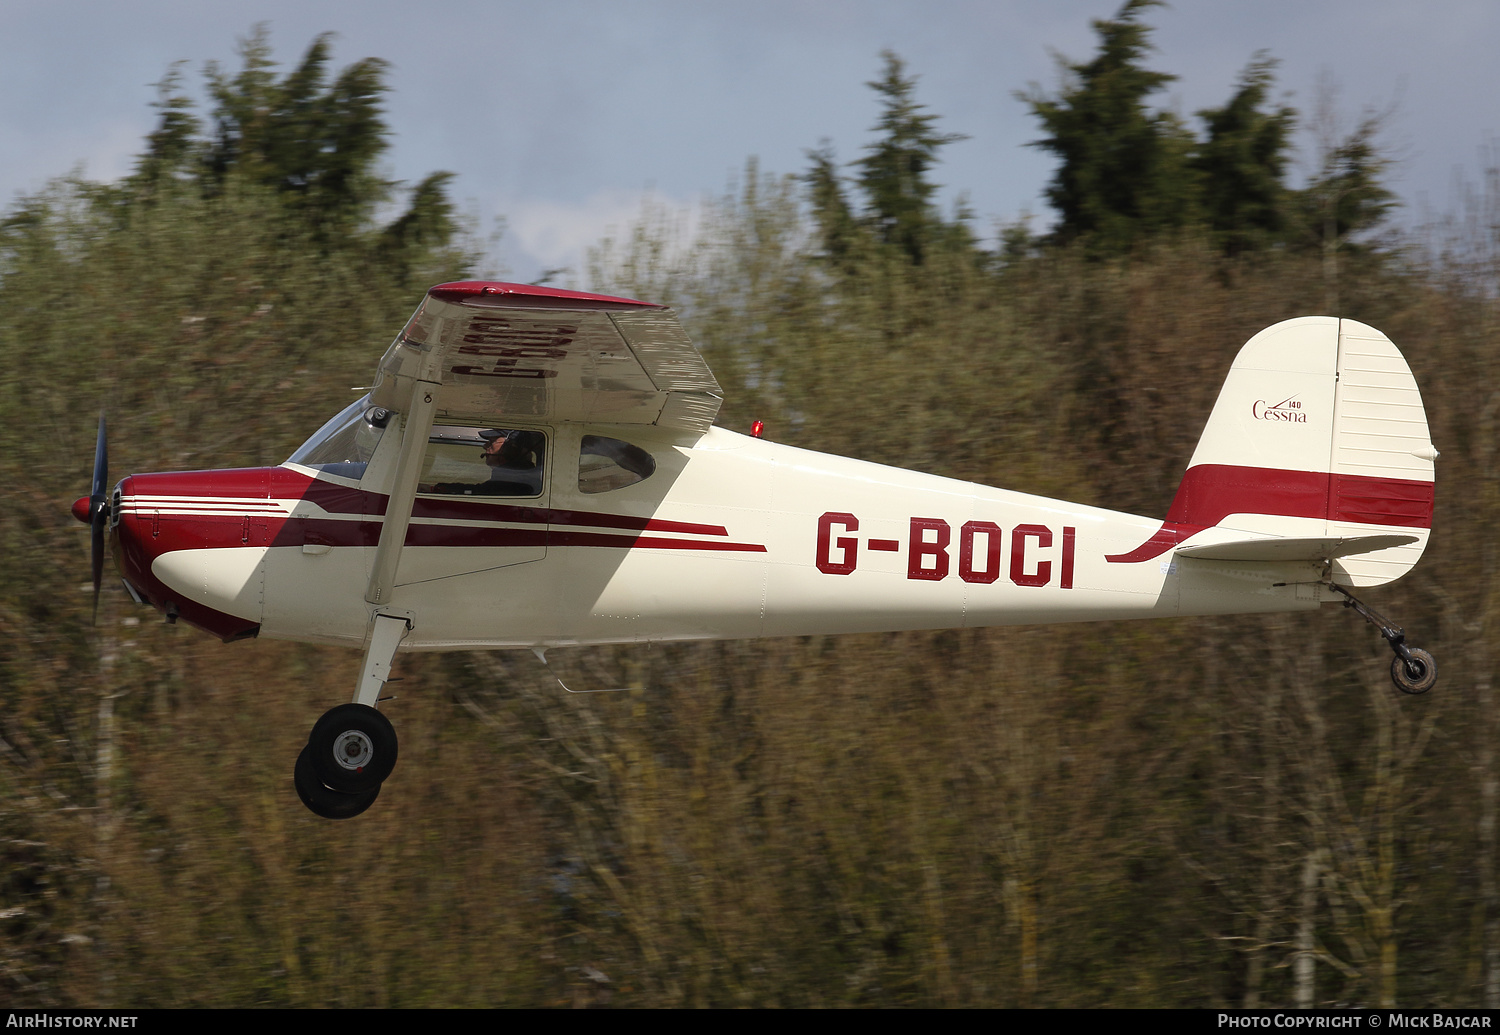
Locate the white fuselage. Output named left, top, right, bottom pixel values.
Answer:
left=124, top=421, right=1330, bottom=652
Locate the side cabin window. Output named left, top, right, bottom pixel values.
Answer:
left=418, top=426, right=547, bottom=498
left=287, top=397, right=391, bottom=482
left=578, top=435, right=656, bottom=494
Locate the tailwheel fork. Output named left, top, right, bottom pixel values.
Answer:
left=1329, top=584, right=1437, bottom=695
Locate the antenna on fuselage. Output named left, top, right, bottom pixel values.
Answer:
left=530, top=648, right=628, bottom=694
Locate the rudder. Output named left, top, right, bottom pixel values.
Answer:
left=1325, top=319, right=1437, bottom=585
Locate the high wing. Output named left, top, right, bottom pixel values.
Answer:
left=362, top=281, right=721, bottom=606
left=368, top=281, right=722, bottom=433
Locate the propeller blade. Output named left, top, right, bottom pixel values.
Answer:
left=90, top=519, right=104, bottom=623
left=92, top=413, right=108, bottom=501
left=90, top=413, right=108, bottom=624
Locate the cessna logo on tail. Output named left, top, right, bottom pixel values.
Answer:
left=1252, top=395, right=1307, bottom=422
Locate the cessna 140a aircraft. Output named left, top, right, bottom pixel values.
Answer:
left=74, top=281, right=1438, bottom=818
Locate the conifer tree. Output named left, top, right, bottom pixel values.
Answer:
left=130, top=26, right=455, bottom=258
left=853, top=51, right=968, bottom=265
left=132, top=65, right=201, bottom=187
left=1192, top=55, right=1297, bottom=254
left=1294, top=114, right=1397, bottom=253
left=203, top=29, right=391, bottom=236
left=804, top=141, right=862, bottom=270
left=1021, top=0, right=1196, bottom=251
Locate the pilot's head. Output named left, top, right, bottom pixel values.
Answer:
left=480, top=428, right=526, bottom=467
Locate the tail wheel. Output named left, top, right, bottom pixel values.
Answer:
left=308, top=703, right=398, bottom=794
left=1391, top=648, right=1437, bottom=696
left=294, top=746, right=380, bottom=820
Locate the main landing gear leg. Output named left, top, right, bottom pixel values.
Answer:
left=294, top=613, right=409, bottom=819
left=1330, top=584, right=1438, bottom=695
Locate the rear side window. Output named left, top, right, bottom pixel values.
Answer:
left=578, top=436, right=656, bottom=494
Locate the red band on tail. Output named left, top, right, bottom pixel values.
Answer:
left=1106, top=465, right=1433, bottom=564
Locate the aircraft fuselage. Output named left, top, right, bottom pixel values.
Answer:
left=113, top=423, right=1331, bottom=651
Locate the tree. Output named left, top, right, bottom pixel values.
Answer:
left=1021, top=0, right=1197, bottom=251
left=203, top=28, right=391, bottom=234
left=378, top=171, right=460, bottom=279
left=1296, top=117, right=1397, bottom=250
left=1289, top=79, right=1399, bottom=310
left=132, top=64, right=201, bottom=187
left=852, top=51, right=969, bottom=265
left=129, top=26, right=456, bottom=260
left=804, top=141, right=862, bottom=271
left=1192, top=55, right=1297, bottom=255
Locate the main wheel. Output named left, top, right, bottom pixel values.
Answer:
left=1391, top=648, right=1437, bottom=695
left=307, top=703, right=398, bottom=794
left=294, top=746, right=380, bottom=819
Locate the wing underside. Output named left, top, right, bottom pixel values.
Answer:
left=1174, top=534, right=1419, bottom=562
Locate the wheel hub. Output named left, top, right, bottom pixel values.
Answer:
left=333, top=730, right=375, bottom=771
left=305, top=703, right=398, bottom=799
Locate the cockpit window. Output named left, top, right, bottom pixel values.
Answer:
left=578, top=435, right=656, bottom=494
left=418, top=426, right=547, bottom=498
left=287, top=396, right=390, bottom=481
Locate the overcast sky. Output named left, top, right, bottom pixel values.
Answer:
left=4, top=1, right=1497, bottom=283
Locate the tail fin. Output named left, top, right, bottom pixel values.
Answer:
left=1108, top=317, right=1436, bottom=587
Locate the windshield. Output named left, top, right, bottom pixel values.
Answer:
left=287, top=395, right=391, bottom=481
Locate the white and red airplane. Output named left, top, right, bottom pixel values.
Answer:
left=75, top=282, right=1438, bottom=818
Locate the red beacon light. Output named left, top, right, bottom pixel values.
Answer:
left=751, top=420, right=764, bottom=439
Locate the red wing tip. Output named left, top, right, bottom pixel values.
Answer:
left=427, top=281, right=664, bottom=311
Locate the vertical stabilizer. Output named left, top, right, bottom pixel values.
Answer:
left=1108, top=318, right=1434, bottom=587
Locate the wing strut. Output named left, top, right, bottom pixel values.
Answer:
left=365, top=382, right=439, bottom=605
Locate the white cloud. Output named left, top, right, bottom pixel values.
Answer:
left=495, top=189, right=701, bottom=286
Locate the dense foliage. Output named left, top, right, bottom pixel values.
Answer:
left=2, top=13, right=1499, bottom=1008
left=1019, top=0, right=1389, bottom=262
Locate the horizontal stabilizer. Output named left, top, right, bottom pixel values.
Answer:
left=1175, top=534, right=1418, bottom=563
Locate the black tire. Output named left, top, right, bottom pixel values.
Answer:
left=1391, top=648, right=1437, bottom=695
left=307, top=703, right=398, bottom=794
left=294, top=746, right=380, bottom=819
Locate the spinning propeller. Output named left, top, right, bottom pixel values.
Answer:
left=70, top=414, right=109, bottom=623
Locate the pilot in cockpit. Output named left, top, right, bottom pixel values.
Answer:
left=473, top=428, right=544, bottom=494
left=426, top=427, right=544, bottom=496
left=481, top=428, right=526, bottom=466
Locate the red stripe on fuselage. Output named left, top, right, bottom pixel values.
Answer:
left=1102, top=523, right=1198, bottom=565
left=114, top=466, right=767, bottom=637
left=547, top=531, right=766, bottom=553
left=120, top=467, right=760, bottom=557
left=281, top=467, right=731, bottom=536
left=1106, top=464, right=1433, bottom=564
left=408, top=497, right=728, bottom=537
